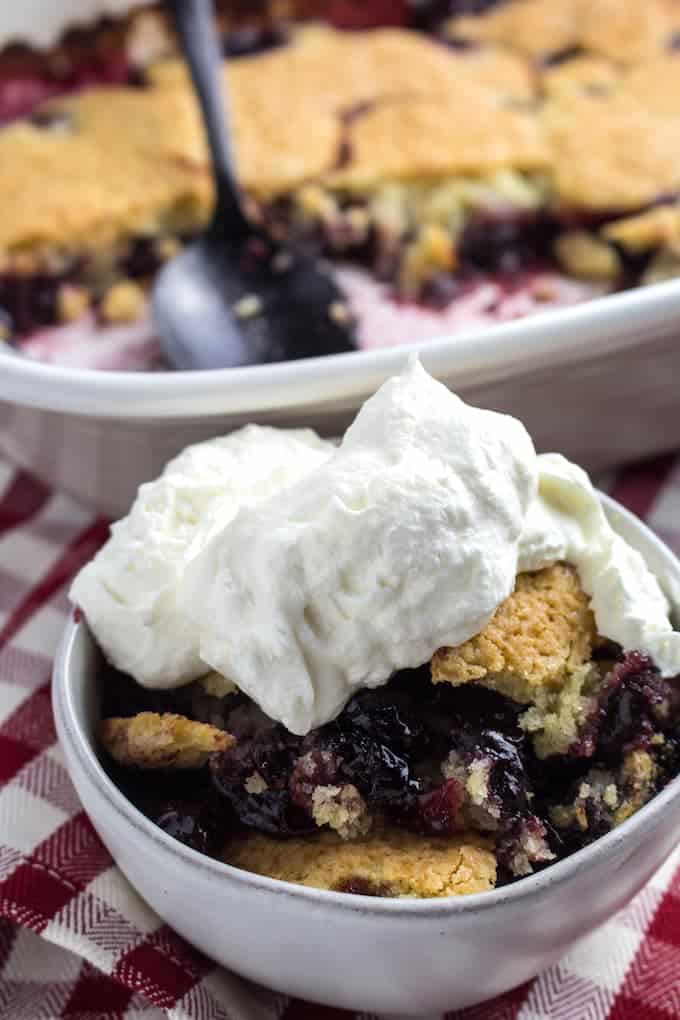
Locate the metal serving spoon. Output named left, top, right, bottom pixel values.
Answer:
left=153, top=0, right=356, bottom=371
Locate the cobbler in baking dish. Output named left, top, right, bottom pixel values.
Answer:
left=3, top=0, right=680, bottom=367
left=71, top=361, right=680, bottom=897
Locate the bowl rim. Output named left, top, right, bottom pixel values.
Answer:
left=6, top=278, right=680, bottom=419
left=53, top=491, right=680, bottom=917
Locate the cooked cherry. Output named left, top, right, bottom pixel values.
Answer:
left=577, top=651, right=672, bottom=758
left=335, top=876, right=389, bottom=896
left=416, top=778, right=463, bottom=835
left=408, top=0, right=503, bottom=32
left=459, top=214, right=558, bottom=274
left=123, top=237, right=164, bottom=279
left=154, top=800, right=221, bottom=854
left=210, top=726, right=314, bottom=835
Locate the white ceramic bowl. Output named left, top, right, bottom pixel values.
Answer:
left=53, top=492, right=680, bottom=1014
left=5, top=279, right=680, bottom=518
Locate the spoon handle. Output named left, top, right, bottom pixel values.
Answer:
left=167, top=0, right=247, bottom=232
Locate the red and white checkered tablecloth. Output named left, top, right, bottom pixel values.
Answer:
left=0, top=455, right=679, bottom=1020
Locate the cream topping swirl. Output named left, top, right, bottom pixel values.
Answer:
left=180, top=358, right=536, bottom=732
left=71, top=358, right=680, bottom=734
left=70, top=426, right=332, bottom=687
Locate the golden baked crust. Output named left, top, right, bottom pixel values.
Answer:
left=540, top=54, right=620, bottom=99
left=618, top=56, right=680, bottom=117
left=5, top=14, right=680, bottom=294
left=223, top=827, right=497, bottom=897
left=328, top=96, right=548, bottom=191
left=230, top=28, right=536, bottom=194
left=226, top=25, right=532, bottom=114
left=579, top=0, right=671, bottom=66
left=450, top=0, right=579, bottom=59
left=602, top=203, right=680, bottom=252
left=99, top=712, right=233, bottom=769
left=554, top=230, right=621, bottom=281
left=545, top=89, right=680, bottom=212
left=432, top=563, right=596, bottom=704
left=228, top=82, right=340, bottom=199
left=449, top=0, right=673, bottom=64
left=0, top=86, right=211, bottom=254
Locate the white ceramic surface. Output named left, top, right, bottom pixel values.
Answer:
left=4, top=279, right=680, bottom=517
left=0, top=0, right=151, bottom=50
left=53, top=494, right=680, bottom=1014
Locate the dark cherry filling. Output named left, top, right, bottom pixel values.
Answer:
left=573, top=651, right=676, bottom=759
left=335, top=876, right=390, bottom=895
left=323, top=1, right=410, bottom=30
left=155, top=800, right=223, bottom=854
left=457, top=212, right=560, bottom=275
left=211, top=726, right=317, bottom=835
left=408, top=0, right=506, bottom=33
left=0, top=33, right=140, bottom=127
left=0, top=235, right=180, bottom=339
left=99, top=648, right=680, bottom=886
left=263, top=196, right=571, bottom=309
left=208, top=670, right=548, bottom=858
left=0, top=266, right=80, bottom=336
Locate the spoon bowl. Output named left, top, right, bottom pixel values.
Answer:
left=154, top=232, right=356, bottom=371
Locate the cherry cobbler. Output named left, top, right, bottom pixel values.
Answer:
left=4, top=0, right=680, bottom=366
left=97, top=562, right=680, bottom=898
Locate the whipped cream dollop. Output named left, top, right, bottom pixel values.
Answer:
left=71, top=358, right=680, bottom=735
left=70, top=426, right=332, bottom=687
left=180, top=359, right=537, bottom=732
left=519, top=453, right=680, bottom=678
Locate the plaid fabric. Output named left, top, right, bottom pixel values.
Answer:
left=0, top=456, right=679, bottom=1020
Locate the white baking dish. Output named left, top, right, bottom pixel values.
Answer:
left=0, top=0, right=152, bottom=50
left=2, top=2, right=680, bottom=516
left=2, top=279, right=680, bottom=517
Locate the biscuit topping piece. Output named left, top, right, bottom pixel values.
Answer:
left=223, top=827, right=497, bottom=898
left=432, top=563, right=596, bottom=704
left=99, top=712, right=233, bottom=769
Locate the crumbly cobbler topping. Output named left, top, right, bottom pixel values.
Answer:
left=432, top=563, right=596, bottom=702
left=223, top=826, right=497, bottom=898
left=99, top=711, right=233, bottom=769
left=0, top=87, right=210, bottom=254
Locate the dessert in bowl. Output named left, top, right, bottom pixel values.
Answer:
left=54, top=359, right=680, bottom=1012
